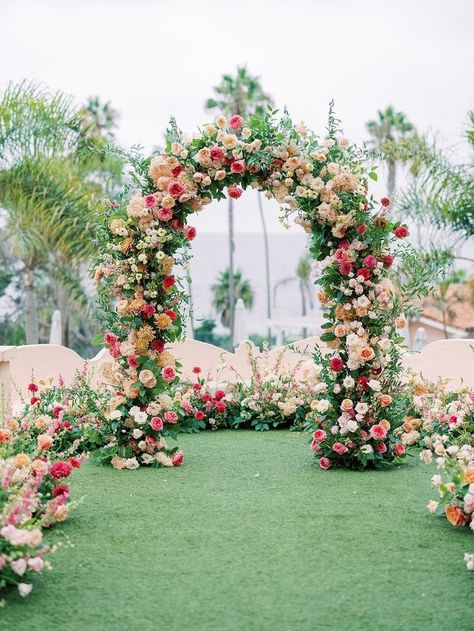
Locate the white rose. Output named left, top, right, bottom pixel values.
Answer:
left=368, top=379, right=381, bottom=391
left=343, top=377, right=355, bottom=389
left=316, top=399, right=330, bottom=413
left=132, top=429, right=143, bottom=439
left=134, top=411, right=148, bottom=425
left=347, top=420, right=358, bottom=432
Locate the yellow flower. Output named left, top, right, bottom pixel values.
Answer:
left=155, top=313, right=172, bottom=330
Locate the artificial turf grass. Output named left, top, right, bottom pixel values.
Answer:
left=2, top=430, right=473, bottom=631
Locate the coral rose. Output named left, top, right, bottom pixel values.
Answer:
left=445, top=505, right=469, bottom=527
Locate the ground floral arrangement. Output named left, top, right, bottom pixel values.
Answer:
left=94, top=107, right=415, bottom=470
left=397, top=374, right=474, bottom=571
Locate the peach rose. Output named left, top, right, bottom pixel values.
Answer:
left=139, top=370, right=157, bottom=388
left=379, top=419, right=391, bottom=431
left=334, top=324, right=346, bottom=338
left=37, top=434, right=53, bottom=451
left=359, top=346, right=375, bottom=361
left=463, top=468, right=474, bottom=484
left=379, top=394, right=392, bottom=407
left=15, top=453, right=31, bottom=468
left=340, top=399, right=354, bottom=411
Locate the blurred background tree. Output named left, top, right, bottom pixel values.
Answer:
left=211, top=267, right=254, bottom=329
left=0, top=82, right=122, bottom=354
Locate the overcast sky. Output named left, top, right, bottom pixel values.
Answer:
left=2, top=0, right=473, bottom=233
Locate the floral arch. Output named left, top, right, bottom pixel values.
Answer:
left=96, top=109, right=410, bottom=470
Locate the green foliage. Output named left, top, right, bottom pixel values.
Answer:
left=211, top=268, right=254, bottom=329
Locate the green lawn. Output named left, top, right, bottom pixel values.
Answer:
left=2, top=430, right=473, bottom=631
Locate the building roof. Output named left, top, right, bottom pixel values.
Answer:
left=419, top=284, right=474, bottom=332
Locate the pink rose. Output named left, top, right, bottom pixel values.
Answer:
left=161, top=366, right=176, bottom=382
left=332, top=442, right=348, bottom=455
left=229, top=115, right=243, bottom=129
left=194, top=411, right=205, bottom=421
left=319, top=458, right=331, bottom=470
left=374, top=442, right=387, bottom=454
left=228, top=184, right=243, bottom=199
left=171, top=165, right=182, bottom=177
left=362, top=255, right=377, bottom=268
left=141, top=304, right=156, bottom=318
left=164, top=411, right=178, bottom=424
left=168, top=181, right=185, bottom=198
left=158, top=208, right=173, bottom=221
left=393, top=443, right=405, bottom=456
left=369, top=424, right=387, bottom=440
left=230, top=160, right=245, bottom=174
left=210, top=146, right=224, bottom=161
left=172, top=451, right=184, bottom=466
left=338, top=261, right=353, bottom=276
left=312, top=429, right=326, bottom=443
left=109, top=345, right=121, bottom=359
left=144, top=194, right=157, bottom=208
left=127, top=354, right=139, bottom=369
left=184, top=225, right=197, bottom=240
left=150, top=417, right=164, bottom=431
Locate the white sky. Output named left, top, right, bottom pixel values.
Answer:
left=2, top=0, right=473, bottom=233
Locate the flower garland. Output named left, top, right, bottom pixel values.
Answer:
left=95, top=109, right=410, bottom=469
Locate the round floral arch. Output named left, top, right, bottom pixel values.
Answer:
left=96, top=109, right=409, bottom=470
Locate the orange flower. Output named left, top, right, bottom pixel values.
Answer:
left=155, top=313, right=172, bottom=330
left=37, top=434, right=53, bottom=451
left=445, top=505, right=469, bottom=527
left=0, top=429, right=11, bottom=443
left=120, top=238, right=133, bottom=253
left=463, top=468, right=474, bottom=484
left=379, top=394, right=392, bottom=407
left=360, top=346, right=374, bottom=361
left=317, top=290, right=329, bottom=305
left=379, top=419, right=391, bottom=431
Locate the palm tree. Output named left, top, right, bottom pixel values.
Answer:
left=273, top=253, right=314, bottom=337
left=211, top=268, right=254, bottom=329
left=205, top=67, right=273, bottom=340
left=0, top=82, right=117, bottom=345
left=366, top=106, right=414, bottom=199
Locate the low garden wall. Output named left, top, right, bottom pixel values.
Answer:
left=1, top=337, right=473, bottom=408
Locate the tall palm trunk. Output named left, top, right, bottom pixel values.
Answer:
left=228, top=197, right=235, bottom=344
left=257, top=191, right=272, bottom=341
left=186, top=273, right=194, bottom=338
left=387, top=159, right=396, bottom=200
left=300, top=278, right=308, bottom=338
left=57, top=284, right=70, bottom=347
left=23, top=266, right=39, bottom=344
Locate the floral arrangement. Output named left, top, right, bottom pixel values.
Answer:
left=0, top=437, right=82, bottom=598
left=4, top=373, right=109, bottom=459
left=95, top=107, right=410, bottom=469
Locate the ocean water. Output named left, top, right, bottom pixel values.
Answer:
left=186, top=232, right=312, bottom=335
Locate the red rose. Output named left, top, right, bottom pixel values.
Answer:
left=355, top=224, right=367, bottom=235
left=375, top=442, right=387, bottom=454
left=382, top=255, right=394, bottom=268
left=141, top=304, right=156, bottom=318
left=68, top=457, right=82, bottom=468
left=357, top=376, right=370, bottom=391
left=214, top=400, right=226, bottom=413
left=357, top=267, right=371, bottom=281
left=127, top=354, right=139, bottom=369
left=104, top=332, right=119, bottom=346
left=162, top=276, right=175, bottom=289
left=363, top=255, right=377, bottom=269
left=172, top=451, right=184, bottom=466
left=151, top=339, right=165, bottom=353
left=171, top=165, right=182, bottom=177
left=214, top=389, right=225, bottom=401
left=248, top=165, right=259, bottom=174
left=157, top=208, right=173, bottom=221
left=193, top=383, right=201, bottom=391
left=61, top=421, right=73, bottom=431
left=52, top=484, right=69, bottom=498
left=161, top=366, right=176, bottom=383
left=184, top=225, right=196, bottom=241
left=329, top=357, right=344, bottom=372
left=144, top=194, right=157, bottom=208
left=393, top=443, right=405, bottom=456
left=50, top=461, right=72, bottom=480
left=374, top=217, right=388, bottom=229
left=229, top=115, right=243, bottom=129
left=210, top=146, right=224, bottom=161
left=230, top=160, right=245, bottom=174
left=319, top=458, right=331, bottom=470
left=394, top=225, right=409, bottom=238
left=228, top=184, right=243, bottom=199
left=30, top=396, right=40, bottom=405
left=164, top=309, right=177, bottom=321
left=338, top=261, right=353, bottom=276
left=150, top=417, right=164, bottom=431
left=380, top=197, right=391, bottom=207
left=192, top=366, right=201, bottom=374
left=168, top=181, right=185, bottom=198
left=53, top=405, right=63, bottom=418
left=28, top=383, right=38, bottom=393
left=194, top=411, right=205, bottom=421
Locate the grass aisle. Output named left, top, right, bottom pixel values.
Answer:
left=2, top=430, right=473, bottom=631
